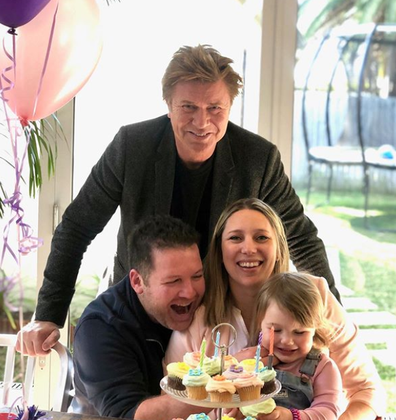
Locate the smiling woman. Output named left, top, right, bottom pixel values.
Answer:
left=165, top=197, right=386, bottom=420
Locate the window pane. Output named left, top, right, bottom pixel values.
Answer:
left=292, top=10, right=396, bottom=412
left=70, top=0, right=263, bottom=329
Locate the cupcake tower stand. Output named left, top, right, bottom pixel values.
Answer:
left=160, top=323, right=281, bottom=420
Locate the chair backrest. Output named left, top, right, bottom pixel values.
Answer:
left=0, top=334, right=73, bottom=412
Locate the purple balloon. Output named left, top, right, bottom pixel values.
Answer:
left=0, top=0, right=52, bottom=29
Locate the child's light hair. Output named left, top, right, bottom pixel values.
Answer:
left=252, top=272, right=333, bottom=349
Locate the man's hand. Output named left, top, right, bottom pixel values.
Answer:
left=16, top=320, right=60, bottom=356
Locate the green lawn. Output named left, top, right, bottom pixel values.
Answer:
left=297, top=188, right=396, bottom=412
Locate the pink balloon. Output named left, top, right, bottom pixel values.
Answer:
left=0, top=0, right=103, bottom=122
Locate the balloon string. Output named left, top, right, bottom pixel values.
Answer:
left=0, top=30, right=16, bottom=130
left=32, top=0, right=59, bottom=119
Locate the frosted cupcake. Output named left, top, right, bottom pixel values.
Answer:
left=233, top=373, right=264, bottom=401
left=205, top=375, right=236, bottom=402
left=222, top=355, right=239, bottom=370
left=240, top=359, right=264, bottom=373
left=182, top=368, right=211, bottom=400
left=183, top=351, right=202, bottom=368
left=202, top=356, right=221, bottom=376
left=223, top=364, right=245, bottom=381
left=240, top=398, right=276, bottom=416
left=186, top=414, right=211, bottom=420
left=166, top=362, right=190, bottom=390
left=258, top=368, right=277, bottom=394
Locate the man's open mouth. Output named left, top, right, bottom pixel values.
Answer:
left=171, top=303, right=192, bottom=315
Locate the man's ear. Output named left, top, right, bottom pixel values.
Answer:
left=130, top=269, right=144, bottom=294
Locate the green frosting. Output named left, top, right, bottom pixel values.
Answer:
left=258, top=367, right=276, bottom=382
left=182, top=368, right=211, bottom=387
left=202, top=357, right=221, bottom=375
left=240, top=398, right=276, bottom=416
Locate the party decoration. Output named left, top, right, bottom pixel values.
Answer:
left=267, top=325, right=275, bottom=369
left=269, top=325, right=274, bottom=355
left=0, top=0, right=51, bottom=29
left=254, top=344, right=260, bottom=373
left=213, top=331, right=220, bottom=358
left=0, top=0, right=103, bottom=122
left=199, top=339, right=206, bottom=368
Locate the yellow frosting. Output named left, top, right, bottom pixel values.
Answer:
left=240, top=398, right=276, bottom=416
left=240, top=359, right=264, bottom=373
left=167, top=362, right=191, bottom=379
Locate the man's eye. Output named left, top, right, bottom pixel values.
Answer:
left=166, top=279, right=181, bottom=285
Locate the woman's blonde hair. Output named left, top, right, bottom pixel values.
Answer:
left=251, top=272, right=333, bottom=349
left=203, top=198, right=289, bottom=327
left=162, top=44, right=243, bottom=105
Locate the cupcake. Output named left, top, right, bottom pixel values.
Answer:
left=166, top=362, right=190, bottom=390
left=258, top=368, right=277, bottom=394
left=223, top=364, right=245, bottom=381
left=186, top=414, right=211, bottom=420
left=202, top=356, right=221, bottom=376
left=222, top=354, right=239, bottom=370
left=183, top=351, right=202, bottom=368
left=233, top=373, right=264, bottom=401
left=240, top=359, right=264, bottom=373
left=222, top=416, right=236, bottom=420
left=240, top=398, right=276, bottom=417
left=243, top=417, right=257, bottom=420
left=182, top=368, right=211, bottom=400
left=205, top=374, right=236, bottom=402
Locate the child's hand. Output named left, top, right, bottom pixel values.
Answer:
left=257, top=406, right=292, bottom=420
left=235, top=346, right=280, bottom=367
left=234, top=346, right=265, bottom=362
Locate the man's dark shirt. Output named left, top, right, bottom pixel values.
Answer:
left=71, top=276, right=172, bottom=418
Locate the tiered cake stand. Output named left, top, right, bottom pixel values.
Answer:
left=160, top=323, right=281, bottom=420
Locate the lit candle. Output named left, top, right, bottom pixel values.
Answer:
left=214, top=331, right=220, bottom=358
left=269, top=324, right=274, bottom=355
left=199, top=338, right=206, bottom=368
left=254, top=344, right=260, bottom=373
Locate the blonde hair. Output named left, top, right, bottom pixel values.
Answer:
left=251, top=272, right=333, bottom=349
left=162, top=45, right=243, bottom=104
left=203, top=198, right=289, bottom=327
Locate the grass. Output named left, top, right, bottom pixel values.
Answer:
left=296, top=187, right=396, bottom=412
